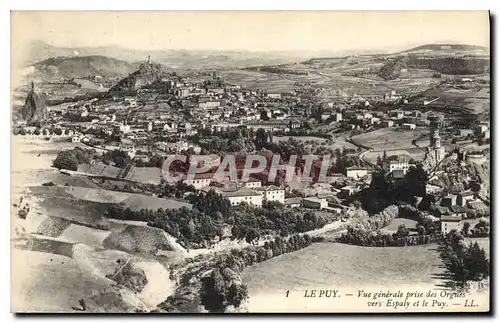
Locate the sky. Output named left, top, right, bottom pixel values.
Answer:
left=12, top=11, right=490, bottom=54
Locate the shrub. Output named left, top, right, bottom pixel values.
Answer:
left=52, top=150, right=78, bottom=171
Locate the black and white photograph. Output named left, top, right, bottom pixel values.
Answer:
left=10, top=10, right=491, bottom=313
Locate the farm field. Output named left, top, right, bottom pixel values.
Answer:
left=352, top=127, right=428, bottom=151
left=381, top=218, right=419, bottom=234
left=362, top=148, right=427, bottom=164
left=415, top=83, right=490, bottom=115
left=219, top=69, right=296, bottom=92
left=28, top=185, right=192, bottom=213
left=241, top=242, right=449, bottom=312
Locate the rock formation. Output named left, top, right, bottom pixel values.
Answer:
left=19, top=82, right=48, bottom=124
left=109, top=56, right=163, bottom=95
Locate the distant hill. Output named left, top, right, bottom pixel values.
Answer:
left=24, top=41, right=326, bottom=71
left=402, top=44, right=488, bottom=53
left=32, top=55, right=140, bottom=80
left=378, top=54, right=490, bottom=80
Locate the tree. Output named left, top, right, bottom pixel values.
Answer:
left=52, top=150, right=79, bottom=171
left=53, top=128, right=63, bottom=136
left=394, top=224, right=410, bottom=239
left=403, top=163, right=429, bottom=199
left=34, top=128, right=41, bottom=135
left=417, top=224, right=426, bottom=236
left=227, top=284, right=248, bottom=308
left=464, top=242, right=490, bottom=281
left=462, top=221, right=471, bottom=237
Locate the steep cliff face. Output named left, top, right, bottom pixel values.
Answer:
left=19, top=83, right=47, bottom=123
left=109, top=61, right=163, bottom=95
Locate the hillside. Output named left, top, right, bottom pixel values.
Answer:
left=32, top=55, right=140, bottom=79
left=25, top=42, right=318, bottom=71
left=109, top=61, right=164, bottom=95
left=402, top=44, right=488, bottom=53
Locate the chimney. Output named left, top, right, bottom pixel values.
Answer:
left=31, top=81, right=35, bottom=91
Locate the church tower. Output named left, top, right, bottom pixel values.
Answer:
left=428, top=115, right=445, bottom=163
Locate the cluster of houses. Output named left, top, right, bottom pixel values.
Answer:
left=438, top=190, right=487, bottom=234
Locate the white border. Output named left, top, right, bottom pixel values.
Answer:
left=3, top=1, right=498, bottom=323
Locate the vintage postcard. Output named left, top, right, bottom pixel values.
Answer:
left=11, top=11, right=491, bottom=313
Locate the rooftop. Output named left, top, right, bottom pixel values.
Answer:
left=221, top=187, right=261, bottom=198
left=285, top=197, right=302, bottom=205
left=441, top=215, right=462, bottom=222
left=255, top=185, right=282, bottom=191
left=451, top=205, right=469, bottom=213
left=346, top=166, right=367, bottom=171
left=184, top=173, right=216, bottom=180
left=303, top=196, right=327, bottom=203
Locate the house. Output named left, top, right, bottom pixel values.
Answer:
left=392, top=111, right=404, bottom=119
left=183, top=173, right=214, bottom=190
left=441, top=215, right=462, bottom=234
left=381, top=120, right=394, bottom=128
left=386, top=157, right=410, bottom=174
left=116, top=123, right=131, bottom=134
left=401, top=123, right=416, bottom=130
left=339, top=185, right=355, bottom=197
left=302, top=197, right=328, bottom=210
left=242, top=177, right=262, bottom=188
left=321, top=112, right=331, bottom=121
left=457, top=191, right=475, bottom=207
left=450, top=205, right=468, bottom=219
left=332, top=113, right=342, bottom=122
left=476, top=123, right=489, bottom=134
left=285, top=197, right=302, bottom=208
left=120, top=143, right=136, bottom=158
left=133, top=154, right=150, bottom=163
left=199, top=100, right=221, bottom=109
left=267, top=93, right=282, bottom=99
left=459, top=129, right=474, bottom=137
left=345, top=167, right=368, bottom=180
left=441, top=194, right=457, bottom=208
left=221, top=187, right=263, bottom=207
left=255, top=185, right=285, bottom=204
